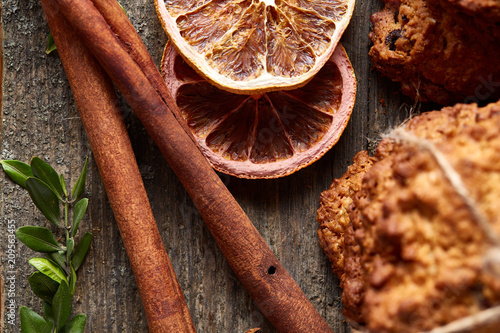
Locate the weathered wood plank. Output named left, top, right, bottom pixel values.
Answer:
left=0, top=0, right=435, bottom=332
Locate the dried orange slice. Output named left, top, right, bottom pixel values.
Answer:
left=155, top=0, right=355, bottom=94
left=161, top=42, right=356, bottom=178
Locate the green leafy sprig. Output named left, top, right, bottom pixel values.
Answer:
left=1, top=157, right=92, bottom=333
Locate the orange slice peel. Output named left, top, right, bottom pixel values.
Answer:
left=161, top=42, right=357, bottom=179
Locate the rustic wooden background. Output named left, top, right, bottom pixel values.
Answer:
left=0, top=0, right=431, bottom=332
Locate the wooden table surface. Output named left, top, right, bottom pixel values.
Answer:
left=0, top=0, right=431, bottom=332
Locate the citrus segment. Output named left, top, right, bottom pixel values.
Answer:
left=162, top=42, right=356, bottom=178
left=156, top=0, right=355, bottom=94
left=209, top=1, right=267, bottom=81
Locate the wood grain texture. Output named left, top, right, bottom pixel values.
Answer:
left=0, top=0, right=434, bottom=332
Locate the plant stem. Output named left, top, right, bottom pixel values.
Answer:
left=63, top=200, right=72, bottom=268
left=64, top=202, right=68, bottom=227
left=65, top=230, right=71, bottom=267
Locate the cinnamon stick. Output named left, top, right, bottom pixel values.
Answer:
left=40, top=2, right=196, bottom=332
left=90, top=0, right=188, bottom=131
left=51, top=0, right=335, bottom=331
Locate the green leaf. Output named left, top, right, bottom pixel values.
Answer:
left=28, top=271, right=60, bottom=302
left=46, top=32, right=57, bottom=55
left=29, top=258, right=68, bottom=284
left=26, top=177, right=61, bottom=226
left=71, top=198, right=88, bottom=237
left=69, top=264, right=77, bottom=296
left=16, top=226, right=61, bottom=253
left=42, top=301, right=55, bottom=331
left=20, top=306, right=51, bottom=333
left=64, top=314, right=86, bottom=333
left=31, top=157, right=65, bottom=200
left=71, top=157, right=88, bottom=200
left=72, top=232, right=92, bottom=271
left=0, top=160, right=34, bottom=188
left=49, top=252, right=67, bottom=272
left=60, top=174, right=68, bottom=197
left=53, top=280, right=72, bottom=331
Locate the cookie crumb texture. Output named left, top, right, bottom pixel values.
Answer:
left=369, top=0, right=500, bottom=105
left=317, top=101, right=500, bottom=332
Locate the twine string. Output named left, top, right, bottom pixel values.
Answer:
left=423, top=305, right=500, bottom=333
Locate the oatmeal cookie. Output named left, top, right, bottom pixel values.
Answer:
left=369, top=0, right=500, bottom=105
left=317, top=101, right=500, bottom=332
